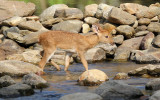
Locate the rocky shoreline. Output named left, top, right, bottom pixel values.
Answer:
left=0, top=0, right=160, bottom=100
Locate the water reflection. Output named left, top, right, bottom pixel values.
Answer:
left=14, top=0, right=159, bottom=15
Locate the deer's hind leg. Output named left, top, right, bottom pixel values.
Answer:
left=39, top=46, right=59, bottom=71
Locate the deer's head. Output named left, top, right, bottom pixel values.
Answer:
left=92, top=24, right=114, bottom=45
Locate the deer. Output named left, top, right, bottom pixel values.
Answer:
left=38, top=24, right=115, bottom=74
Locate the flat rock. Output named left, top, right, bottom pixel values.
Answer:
left=146, top=78, right=160, bottom=91
left=0, top=60, right=42, bottom=77
left=153, top=35, right=160, bottom=47
left=85, top=4, right=98, bottom=17
left=148, top=22, right=160, bottom=33
left=0, top=75, right=15, bottom=88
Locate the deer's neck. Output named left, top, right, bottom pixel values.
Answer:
left=85, top=34, right=99, bottom=48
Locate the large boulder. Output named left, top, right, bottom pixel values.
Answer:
left=0, top=60, right=42, bottom=77
left=128, top=64, right=160, bottom=76
left=146, top=78, right=160, bottom=91
left=116, top=25, right=135, bottom=39
left=130, top=47, right=160, bottom=64
left=120, top=3, right=148, bottom=14
left=85, top=4, right=98, bottom=17
left=114, top=37, right=143, bottom=61
left=78, top=69, right=109, bottom=86
left=149, top=90, right=160, bottom=100
left=95, top=80, right=143, bottom=100
left=0, top=83, right=34, bottom=98
left=108, top=7, right=136, bottom=25
left=39, top=4, right=68, bottom=22
left=0, top=0, right=35, bottom=22
left=22, top=73, right=48, bottom=89
left=51, top=20, right=83, bottom=33
left=59, top=92, right=103, bottom=100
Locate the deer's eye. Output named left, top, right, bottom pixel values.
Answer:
left=105, top=36, right=108, bottom=38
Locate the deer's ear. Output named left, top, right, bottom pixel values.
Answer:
left=92, top=25, right=99, bottom=34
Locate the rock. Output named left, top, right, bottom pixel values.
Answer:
left=82, top=23, right=90, bottom=33
left=78, top=69, right=109, bottom=86
left=140, top=32, right=155, bottom=50
left=0, top=39, right=24, bottom=56
left=0, top=0, right=35, bottom=22
left=39, top=4, right=68, bottom=22
left=18, top=20, right=45, bottom=32
left=134, top=31, right=150, bottom=37
left=95, top=43, right=117, bottom=56
left=51, top=20, right=83, bottom=33
left=151, top=16, right=159, bottom=22
left=120, top=3, right=148, bottom=14
left=135, top=25, right=147, bottom=32
left=113, top=35, right=124, bottom=44
left=148, top=22, right=160, bottom=33
left=116, top=25, right=135, bottom=39
left=113, top=73, right=130, bottom=80
left=128, top=64, right=160, bottom=76
left=138, top=18, right=151, bottom=25
left=41, top=18, right=63, bottom=27
left=3, top=26, right=19, bottom=37
left=0, top=60, right=42, bottom=77
left=7, top=50, right=42, bottom=64
left=130, top=48, right=160, bottom=64
left=153, top=35, right=160, bottom=47
left=95, top=80, right=143, bottom=100
left=0, top=83, right=34, bottom=98
left=84, top=17, right=99, bottom=25
left=108, top=7, right=136, bottom=25
left=136, top=6, right=160, bottom=19
left=2, top=16, right=26, bottom=26
left=0, top=75, right=15, bottom=88
left=114, top=37, right=143, bottom=61
left=64, top=8, right=83, bottom=19
left=0, top=49, right=5, bottom=61
left=22, top=73, right=48, bottom=89
left=59, top=92, right=103, bottom=100
left=96, top=3, right=113, bottom=18
left=85, top=4, right=98, bottom=17
left=103, top=23, right=116, bottom=34
left=23, top=29, right=49, bottom=45
left=146, top=78, right=160, bottom=91
left=149, top=90, right=160, bottom=100
left=132, top=20, right=138, bottom=28
left=84, top=48, right=106, bottom=63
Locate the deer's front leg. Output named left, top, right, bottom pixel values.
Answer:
left=78, top=51, right=88, bottom=71
left=64, top=53, right=72, bottom=71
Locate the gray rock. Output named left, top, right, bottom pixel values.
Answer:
left=22, top=73, right=48, bottom=89
left=135, top=25, right=147, bottom=32
left=0, top=0, right=35, bottom=22
left=84, top=17, right=99, bottom=25
left=116, top=25, right=135, bottom=39
left=108, top=7, right=136, bottom=25
left=95, top=80, right=143, bottom=100
left=64, top=8, right=83, bottom=19
left=59, top=92, right=103, bottom=100
left=52, top=20, right=83, bottom=33
left=136, top=6, right=160, bottom=19
left=140, top=32, right=155, bottom=50
left=113, top=35, right=124, bottom=44
left=3, top=26, right=19, bottom=37
left=0, top=39, right=24, bottom=56
left=134, top=31, right=150, bottom=37
left=113, top=73, right=130, bottom=80
left=146, top=78, right=160, bottom=91
left=0, top=83, right=34, bottom=98
left=41, top=18, right=63, bottom=27
left=120, top=3, right=148, bottom=14
left=0, top=75, right=15, bottom=88
left=114, top=37, right=143, bottom=61
left=153, top=35, right=160, bottom=47
left=128, top=64, right=160, bottom=76
left=39, top=4, right=68, bottom=22
left=148, top=22, right=160, bottom=33
left=149, top=90, right=160, bottom=100
left=18, top=20, right=45, bottom=32
left=0, top=60, right=42, bottom=77
left=85, top=4, right=98, bottom=17
left=138, top=18, right=151, bottom=25
left=96, top=3, right=113, bottom=18
left=130, top=48, right=160, bottom=64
